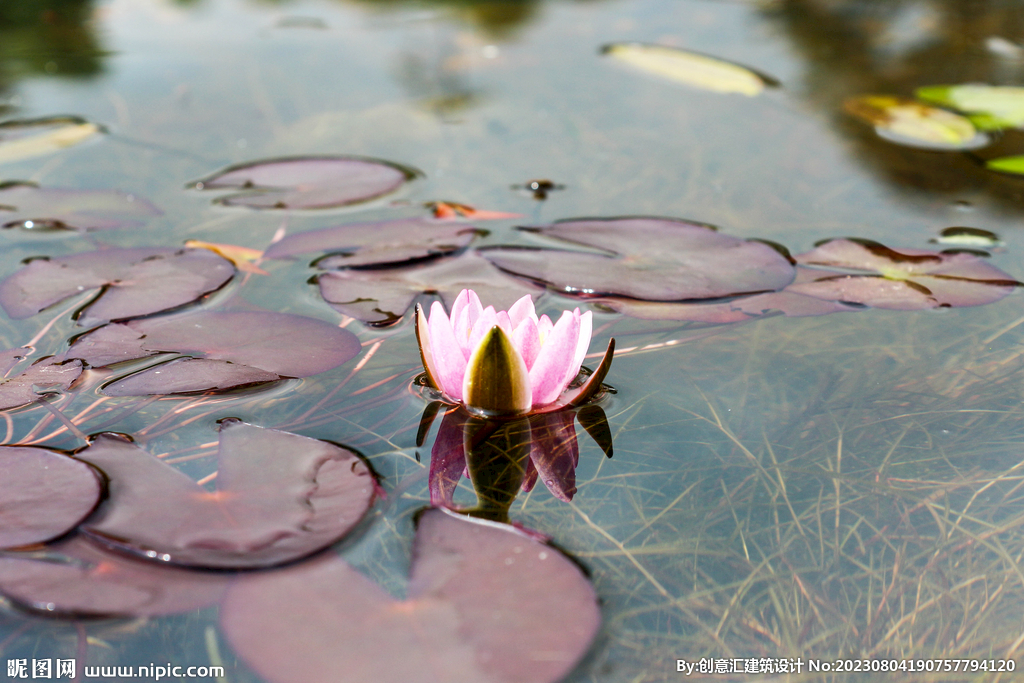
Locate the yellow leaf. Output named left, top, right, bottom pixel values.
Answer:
left=602, top=43, right=774, bottom=97
left=185, top=240, right=268, bottom=275
left=0, top=118, right=102, bottom=165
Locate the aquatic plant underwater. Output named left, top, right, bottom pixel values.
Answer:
left=6, top=1, right=1024, bottom=681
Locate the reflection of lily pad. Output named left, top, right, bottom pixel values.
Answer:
left=264, top=218, right=482, bottom=268
left=482, top=217, right=795, bottom=301
left=0, top=116, right=103, bottom=165
left=221, top=508, right=600, bottom=683
left=843, top=96, right=988, bottom=150
left=0, top=446, right=102, bottom=549
left=601, top=43, right=777, bottom=96
left=0, top=247, right=235, bottom=327
left=916, top=84, right=1024, bottom=131
left=0, top=181, right=160, bottom=232
left=78, top=422, right=376, bottom=569
left=0, top=537, right=227, bottom=618
left=317, top=252, right=541, bottom=326
left=0, top=357, right=83, bottom=410
left=190, top=156, right=421, bottom=210
left=792, top=239, right=1020, bottom=309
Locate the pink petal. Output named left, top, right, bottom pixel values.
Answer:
left=507, top=294, right=537, bottom=328
left=495, top=311, right=513, bottom=337
left=427, top=301, right=467, bottom=400
left=467, top=307, right=499, bottom=355
left=452, top=304, right=473, bottom=359
left=529, top=310, right=580, bottom=407
left=568, top=310, right=592, bottom=379
left=512, top=316, right=541, bottom=370
left=414, top=304, right=442, bottom=389
left=449, top=289, right=472, bottom=325
left=537, top=314, right=554, bottom=343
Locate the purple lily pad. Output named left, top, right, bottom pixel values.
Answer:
left=0, top=537, right=227, bottom=617
left=793, top=239, right=1021, bottom=309
left=0, top=181, right=160, bottom=232
left=68, top=311, right=361, bottom=393
left=481, top=217, right=795, bottom=301
left=0, top=357, right=83, bottom=410
left=77, top=421, right=376, bottom=569
left=0, top=346, right=29, bottom=376
left=592, top=298, right=754, bottom=323
left=317, top=252, right=542, bottom=326
left=102, top=358, right=281, bottom=396
left=0, top=247, right=235, bottom=327
left=263, top=218, right=482, bottom=268
left=190, top=156, right=420, bottom=210
left=0, top=446, right=102, bottom=549
left=221, top=508, right=600, bottom=683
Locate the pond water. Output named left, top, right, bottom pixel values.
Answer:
left=3, top=0, right=1024, bottom=681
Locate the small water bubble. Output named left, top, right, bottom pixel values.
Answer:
left=45, top=603, right=56, bottom=611
left=504, top=557, right=514, bottom=565
left=482, top=45, right=499, bottom=59
left=538, top=551, right=548, bottom=560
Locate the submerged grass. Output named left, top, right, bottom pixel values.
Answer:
left=504, top=306, right=1024, bottom=682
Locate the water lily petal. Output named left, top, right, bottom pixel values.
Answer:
left=414, top=304, right=441, bottom=390
left=428, top=409, right=467, bottom=508
left=538, top=314, right=554, bottom=343
left=529, top=311, right=580, bottom=407
left=507, top=294, right=537, bottom=328
left=427, top=302, right=466, bottom=400
left=512, top=316, right=541, bottom=370
left=467, top=306, right=499, bottom=356
left=569, top=310, right=593, bottom=380
left=463, top=326, right=531, bottom=415
left=529, top=411, right=580, bottom=502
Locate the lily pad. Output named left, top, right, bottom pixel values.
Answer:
left=221, top=508, right=600, bottom=683
left=843, top=95, right=988, bottom=150
left=0, top=346, right=28, bottom=376
left=0, top=116, right=103, bottom=165
left=102, top=358, right=282, bottom=396
left=263, top=218, right=482, bottom=268
left=0, top=247, right=235, bottom=327
left=791, top=239, right=1020, bottom=309
left=0, top=446, right=102, bottom=549
left=916, top=84, right=1024, bottom=131
left=601, top=43, right=777, bottom=96
left=0, top=357, right=83, bottom=410
left=481, top=217, right=795, bottom=301
left=0, top=181, right=160, bottom=232
left=77, top=422, right=376, bottom=569
left=317, top=252, right=542, bottom=326
left=190, top=156, right=420, bottom=210
left=0, top=537, right=227, bottom=617
left=68, top=310, right=361, bottom=376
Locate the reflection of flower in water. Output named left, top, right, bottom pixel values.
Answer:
left=423, top=404, right=613, bottom=521
left=415, top=289, right=613, bottom=416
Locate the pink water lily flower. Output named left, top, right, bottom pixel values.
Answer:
left=415, top=289, right=614, bottom=416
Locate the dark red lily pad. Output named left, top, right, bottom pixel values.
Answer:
left=221, top=508, right=600, bottom=683
left=0, top=247, right=235, bottom=327
left=263, top=218, right=482, bottom=268
left=0, top=357, right=83, bottom=410
left=190, top=156, right=420, bottom=210
left=317, top=252, right=542, bottom=326
left=0, top=537, right=227, bottom=617
left=481, top=217, right=795, bottom=301
left=0, top=181, right=160, bottom=232
left=793, top=239, right=1020, bottom=309
left=68, top=310, right=360, bottom=373
left=0, top=446, right=102, bottom=549
left=77, top=421, right=376, bottom=569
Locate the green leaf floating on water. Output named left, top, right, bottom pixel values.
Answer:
left=986, top=155, right=1024, bottom=175
left=843, top=95, right=988, bottom=150
left=601, top=43, right=777, bottom=96
left=916, top=85, right=1024, bottom=131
